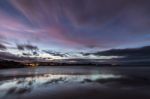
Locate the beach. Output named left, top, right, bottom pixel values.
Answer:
left=0, top=66, right=150, bottom=99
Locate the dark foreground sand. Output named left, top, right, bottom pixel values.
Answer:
left=3, top=83, right=150, bottom=99
left=0, top=67, right=150, bottom=99
left=1, top=75, right=150, bottom=99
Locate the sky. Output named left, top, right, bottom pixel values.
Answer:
left=0, top=0, right=150, bottom=63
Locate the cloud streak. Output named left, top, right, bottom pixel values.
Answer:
left=9, top=0, right=150, bottom=48
left=0, top=0, right=149, bottom=61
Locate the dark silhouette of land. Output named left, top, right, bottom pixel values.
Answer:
left=0, top=60, right=26, bottom=69
left=0, top=59, right=150, bottom=69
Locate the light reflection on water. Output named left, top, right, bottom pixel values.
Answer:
left=0, top=73, right=122, bottom=97
left=0, top=67, right=150, bottom=98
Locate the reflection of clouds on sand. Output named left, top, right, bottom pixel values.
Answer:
left=0, top=74, right=122, bottom=97
left=0, top=67, right=150, bottom=99
left=7, top=87, right=31, bottom=95
left=82, top=76, right=150, bottom=87
left=1, top=73, right=150, bottom=98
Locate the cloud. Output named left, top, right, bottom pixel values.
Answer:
left=0, top=10, right=41, bottom=49
left=24, top=44, right=38, bottom=51
left=17, top=44, right=38, bottom=51
left=0, top=0, right=148, bottom=55
left=43, top=50, right=67, bottom=57
left=92, top=46, right=150, bottom=57
left=0, top=52, right=23, bottom=61
left=0, top=51, right=32, bottom=61
left=11, top=0, right=127, bottom=26
left=9, top=0, right=150, bottom=49
left=82, top=46, right=150, bottom=63
left=17, top=44, right=39, bottom=57
left=17, top=44, right=25, bottom=50
left=22, top=53, right=32, bottom=56
left=0, top=43, right=7, bottom=50
left=11, top=0, right=150, bottom=30
left=0, top=51, right=42, bottom=62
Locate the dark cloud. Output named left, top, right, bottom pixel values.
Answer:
left=82, top=46, right=150, bottom=63
left=92, top=46, right=150, bottom=57
left=43, top=50, right=67, bottom=57
left=17, top=44, right=39, bottom=57
left=17, top=45, right=25, bottom=50
left=0, top=52, right=15, bottom=60
left=22, top=52, right=39, bottom=56
left=0, top=51, right=42, bottom=62
left=0, top=43, right=7, bottom=50
left=0, top=52, right=24, bottom=61
left=17, top=44, right=38, bottom=51
left=32, top=51, right=39, bottom=56
left=22, top=53, right=32, bottom=56
left=24, top=44, right=38, bottom=51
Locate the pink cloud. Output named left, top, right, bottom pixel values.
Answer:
left=0, top=10, right=38, bottom=42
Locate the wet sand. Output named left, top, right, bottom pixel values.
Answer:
left=0, top=66, right=150, bottom=99
left=3, top=83, right=150, bottom=99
